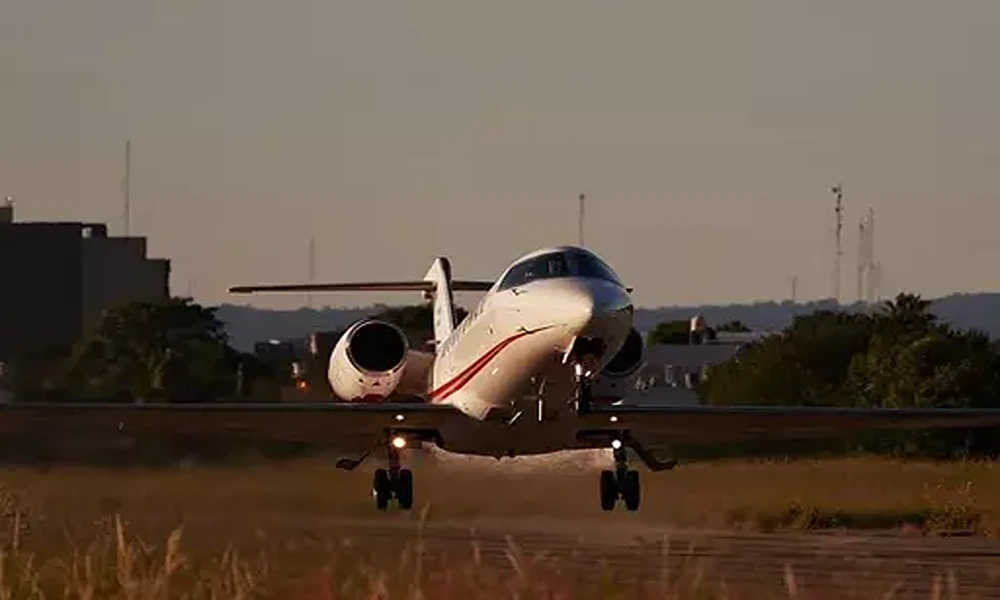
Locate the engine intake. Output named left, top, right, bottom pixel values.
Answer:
left=603, top=327, right=645, bottom=376
left=328, top=319, right=410, bottom=401
left=593, top=327, right=646, bottom=402
left=347, top=320, right=407, bottom=373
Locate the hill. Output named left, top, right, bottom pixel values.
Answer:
left=215, top=292, right=1000, bottom=352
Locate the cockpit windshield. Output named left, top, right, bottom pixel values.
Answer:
left=497, top=249, right=623, bottom=290
left=572, top=251, right=622, bottom=286
left=497, top=252, right=570, bottom=290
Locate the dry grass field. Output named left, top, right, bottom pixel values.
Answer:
left=0, top=452, right=997, bottom=598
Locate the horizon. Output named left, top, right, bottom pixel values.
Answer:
left=212, top=288, right=999, bottom=313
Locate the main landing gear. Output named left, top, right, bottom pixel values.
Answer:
left=600, top=439, right=640, bottom=511
left=372, top=435, right=414, bottom=510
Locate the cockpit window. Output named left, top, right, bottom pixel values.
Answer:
left=570, top=251, right=622, bottom=286
left=497, top=252, right=570, bottom=290
left=497, top=249, right=624, bottom=291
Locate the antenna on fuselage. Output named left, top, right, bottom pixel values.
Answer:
left=578, top=193, right=585, bottom=247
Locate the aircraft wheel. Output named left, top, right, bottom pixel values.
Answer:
left=396, top=469, right=414, bottom=510
left=621, top=470, right=640, bottom=512
left=373, top=468, right=391, bottom=511
left=599, top=470, right=618, bottom=511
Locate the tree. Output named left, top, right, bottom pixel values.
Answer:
left=647, top=320, right=692, bottom=345
left=697, top=292, right=1000, bottom=457
left=716, top=320, right=751, bottom=333
left=876, top=292, right=935, bottom=333
left=60, top=298, right=238, bottom=402
left=699, top=310, right=875, bottom=406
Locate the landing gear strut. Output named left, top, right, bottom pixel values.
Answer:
left=573, top=362, right=594, bottom=416
left=599, top=441, right=640, bottom=511
left=372, top=436, right=413, bottom=510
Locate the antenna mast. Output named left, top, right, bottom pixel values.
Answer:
left=124, top=139, right=131, bottom=236
left=866, top=207, right=877, bottom=303
left=830, top=183, right=843, bottom=303
left=307, top=237, right=316, bottom=308
left=578, top=193, right=585, bottom=247
left=857, top=218, right=867, bottom=303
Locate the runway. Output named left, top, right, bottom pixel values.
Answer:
left=8, top=454, right=1000, bottom=597
left=172, top=512, right=1000, bottom=598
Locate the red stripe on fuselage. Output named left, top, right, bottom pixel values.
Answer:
left=428, top=327, right=551, bottom=403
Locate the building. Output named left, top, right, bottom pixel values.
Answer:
left=0, top=201, right=170, bottom=360
left=627, top=316, right=774, bottom=406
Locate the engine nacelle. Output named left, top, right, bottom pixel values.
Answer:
left=593, top=327, right=646, bottom=402
left=328, top=319, right=409, bottom=401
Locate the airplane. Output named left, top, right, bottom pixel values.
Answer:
left=4, top=245, right=1000, bottom=512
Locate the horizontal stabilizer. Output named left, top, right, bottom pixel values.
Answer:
left=229, top=280, right=493, bottom=294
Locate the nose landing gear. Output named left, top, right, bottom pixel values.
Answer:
left=567, top=336, right=605, bottom=417
left=572, top=362, right=595, bottom=416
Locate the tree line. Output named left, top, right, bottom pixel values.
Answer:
left=695, top=293, right=1000, bottom=457
left=3, top=298, right=469, bottom=403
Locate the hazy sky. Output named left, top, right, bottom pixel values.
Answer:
left=3, top=1, right=999, bottom=310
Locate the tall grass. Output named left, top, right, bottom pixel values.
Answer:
left=0, top=498, right=984, bottom=599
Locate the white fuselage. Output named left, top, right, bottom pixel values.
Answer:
left=412, top=249, right=635, bottom=457
left=431, top=276, right=633, bottom=418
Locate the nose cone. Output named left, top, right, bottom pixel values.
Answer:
left=554, top=279, right=633, bottom=349
left=562, top=283, right=631, bottom=328
left=563, top=287, right=597, bottom=329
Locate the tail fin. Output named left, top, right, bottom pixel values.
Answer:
left=423, top=257, right=457, bottom=345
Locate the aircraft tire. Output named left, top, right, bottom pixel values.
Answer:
left=599, top=470, right=617, bottom=511
left=396, top=469, right=414, bottom=510
left=622, top=470, right=640, bottom=511
left=373, top=468, right=391, bottom=511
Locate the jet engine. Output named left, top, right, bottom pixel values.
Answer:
left=592, top=327, right=646, bottom=402
left=327, top=319, right=410, bottom=401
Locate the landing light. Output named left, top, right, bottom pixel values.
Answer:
left=609, top=415, right=619, bottom=423
left=394, top=414, right=405, bottom=422
left=611, top=439, right=623, bottom=450
left=392, top=436, right=407, bottom=449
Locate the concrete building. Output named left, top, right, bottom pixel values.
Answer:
left=0, top=202, right=170, bottom=360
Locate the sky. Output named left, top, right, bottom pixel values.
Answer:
left=2, top=0, right=999, bottom=310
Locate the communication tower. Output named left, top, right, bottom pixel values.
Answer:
left=307, top=237, right=316, bottom=308
left=830, top=184, right=844, bottom=303
left=123, top=140, right=131, bottom=236
left=854, top=207, right=879, bottom=304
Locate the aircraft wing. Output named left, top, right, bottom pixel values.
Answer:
left=0, top=402, right=468, bottom=450
left=229, top=280, right=493, bottom=293
left=578, top=405, right=1000, bottom=446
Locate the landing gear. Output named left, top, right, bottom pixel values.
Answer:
left=572, top=362, right=594, bottom=415
left=372, top=467, right=413, bottom=510
left=599, top=442, right=640, bottom=511
left=372, top=436, right=414, bottom=510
